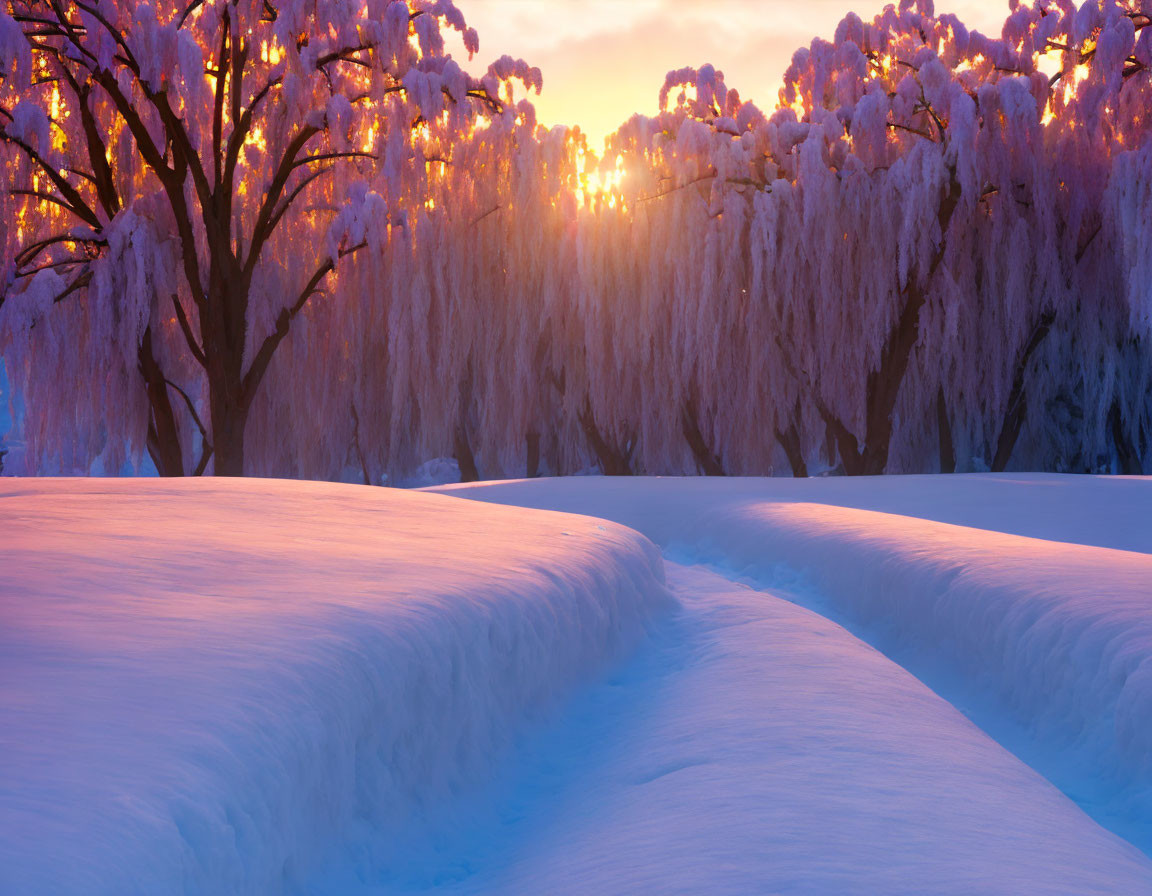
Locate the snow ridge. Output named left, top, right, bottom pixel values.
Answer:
left=0, top=479, right=672, bottom=895
left=689, top=501, right=1152, bottom=850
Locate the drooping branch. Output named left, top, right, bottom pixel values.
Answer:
left=240, top=240, right=367, bottom=407
left=242, top=124, right=322, bottom=277
left=14, top=233, right=104, bottom=269
left=88, top=68, right=209, bottom=309
left=171, top=294, right=207, bottom=368
left=7, top=188, right=95, bottom=222
left=0, top=135, right=102, bottom=228
left=291, top=151, right=377, bottom=170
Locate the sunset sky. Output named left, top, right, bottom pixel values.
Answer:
left=456, top=0, right=1011, bottom=146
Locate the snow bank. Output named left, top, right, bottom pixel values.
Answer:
left=419, top=564, right=1152, bottom=895
left=431, top=475, right=1152, bottom=849
left=0, top=478, right=671, bottom=895
left=690, top=501, right=1152, bottom=846
left=433, top=472, right=1152, bottom=554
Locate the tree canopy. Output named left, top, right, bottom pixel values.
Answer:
left=2, top=0, right=1150, bottom=479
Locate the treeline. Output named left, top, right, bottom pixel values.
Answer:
left=2, top=0, right=1150, bottom=479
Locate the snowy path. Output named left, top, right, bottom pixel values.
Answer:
left=312, top=560, right=1152, bottom=895
left=432, top=476, right=1152, bottom=864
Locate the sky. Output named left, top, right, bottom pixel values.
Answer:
left=453, top=0, right=1012, bottom=147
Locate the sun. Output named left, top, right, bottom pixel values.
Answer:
left=575, top=152, right=628, bottom=208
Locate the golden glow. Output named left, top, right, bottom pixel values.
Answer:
left=260, top=41, right=283, bottom=66
left=574, top=151, right=627, bottom=208
left=955, top=53, right=985, bottom=74
left=49, top=85, right=69, bottom=152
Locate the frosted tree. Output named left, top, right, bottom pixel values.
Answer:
left=241, top=68, right=551, bottom=483
left=613, top=0, right=1150, bottom=475
left=0, top=0, right=534, bottom=475
left=2, top=0, right=1148, bottom=482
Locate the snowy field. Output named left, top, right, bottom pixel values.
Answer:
left=0, top=479, right=669, bottom=894
left=4, top=474, right=1152, bottom=893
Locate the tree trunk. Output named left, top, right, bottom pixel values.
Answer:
left=831, top=171, right=963, bottom=476
left=138, top=327, right=185, bottom=477
left=526, top=431, right=541, bottom=478
left=452, top=361, right=480, bottom=482
left=682, top=401, right=725, bottom=475
left=857, top=287, right=928, bottom=474
left=350, top=403, right=372, bottom=485
left=776, top=405, right=808, bottom=477
left=1109, top=400, right=1143, bottom=475
left=579, top=401, right=634, bottom=475
left=937, top=387, right=955, bottom=474
left=991, top=310, right=1055, bottom=473
left=454, top=425, right=481, bottom=482
left=209, top=398, right=247, bottom=476
left=202, top=276, right=251, bottom=476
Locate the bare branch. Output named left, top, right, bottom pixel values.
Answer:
left=291, top=151, right=376, bottom=170
left=1, top=138, right=102, bottom=227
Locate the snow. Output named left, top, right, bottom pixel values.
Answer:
left=432, top=472, right=1152, bottom=553
left=0, top=478, right=670, bottom=894
left=345, top=562, right=1152, bottom=895
left=434, top=473, right=1152, bottom=865
left=685, top=501, right=1152, bottom=847
left=6, top=473, right=1152, bottom=893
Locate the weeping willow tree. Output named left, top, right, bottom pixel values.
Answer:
left=0, top=0, right=536, bottom=475
left=3, top=0, right=1150, bottom=481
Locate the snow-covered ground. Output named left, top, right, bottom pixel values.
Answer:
left=434, top=472, right=1152, bottom=553
left=433, top=474, right=1152, bottom=880
left=4, top=474, right=1152, bottom=893
left=309, top=560, right=1152, bottom=895
left=0, top=478, right=669, bottom=894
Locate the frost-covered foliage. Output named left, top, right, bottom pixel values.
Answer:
left=0, top=0, right=537, bottom=475
left=2, top=0, right=1150, bottom=479
left=546, top=0, right=1152, bottom=477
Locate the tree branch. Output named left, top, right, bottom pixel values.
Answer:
left=164, top=377, right=210, bottom=450
left=1, top=137, right=102, bottom=228
left=241, top=241, right=366, bottom=407
left=171, top=294, right=207, bottom=367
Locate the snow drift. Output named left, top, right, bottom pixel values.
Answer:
left=690, top=501, right=1152, bottom=849
left=385, top=562, right=1152, bottom=895
left=433, top=472, right=1152, bottom=554
left=435, top=474, right=1152, bottom=850
left=0, top=478, right=671, bottom=895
